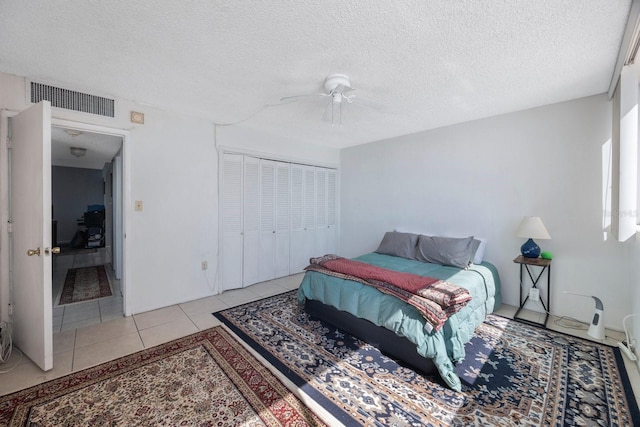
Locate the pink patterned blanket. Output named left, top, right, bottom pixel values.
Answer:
left=305, top=254, right=472, bottom=331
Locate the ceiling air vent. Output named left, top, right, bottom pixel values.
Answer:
left=30, top=82, right=115, bottom=118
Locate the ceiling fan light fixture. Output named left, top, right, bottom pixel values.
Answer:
left=283, top=72, right=378, bottom=126
left=70, top=147, right=87, bottom=157
left=324, top=73, right=351, bottom=93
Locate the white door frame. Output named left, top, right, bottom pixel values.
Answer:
left=51, top=118, right=132, bottom=316
left=113, top=153, right=124, bottom=280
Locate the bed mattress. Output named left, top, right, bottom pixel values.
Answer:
left=297, top=252, right=502, bottom=390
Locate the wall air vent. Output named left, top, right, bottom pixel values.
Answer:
left=30, top=82, right=115, bottom=118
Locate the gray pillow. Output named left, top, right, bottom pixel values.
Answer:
left=415, top=235, right=475, bottom=268
left=375, top=231, right=419, bottom=259
left=471, top=237, right=488, bottom=264
left=470, top=239, right=481, bottom=263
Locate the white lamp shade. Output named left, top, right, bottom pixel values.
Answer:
left=516, top=216, right=551, bottom=239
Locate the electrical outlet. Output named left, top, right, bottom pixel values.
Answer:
left=201, top=261, right=208, bottom=270
left=529, top=288, right=540, bottom=302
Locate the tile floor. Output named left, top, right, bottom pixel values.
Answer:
left=0, top=247, right=303, bottom=395
left=1, top=260, right=639, bottom=412
left=52, top=247, right=124, bottom=332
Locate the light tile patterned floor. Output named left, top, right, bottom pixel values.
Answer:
left=52, top=248, right=124, bottom=332
left=0, top=247, right=303, bottom=395
left=1, top=257, right=638, bottom=412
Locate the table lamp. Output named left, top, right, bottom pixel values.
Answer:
left=516, top=216, right=551, bottom=258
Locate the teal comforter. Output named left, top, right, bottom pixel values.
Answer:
left=297, top=253, right=502, bottom=391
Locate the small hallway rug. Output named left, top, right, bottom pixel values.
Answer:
left=0, top=326, right=325, bottom=426
left=58, top=265, right=112, bottom=305
left=214, top=290, right=640, bottom=426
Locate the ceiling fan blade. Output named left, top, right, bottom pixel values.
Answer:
left=280, top=93, right=328, bottom=102
left=321, top=99, right=333, bottom=122
left=349, top=95, right=386, bottom=111
left=321, top=98, right=343, bottom=125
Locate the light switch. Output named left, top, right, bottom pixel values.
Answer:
left=135, top=200, right=143, bottom=211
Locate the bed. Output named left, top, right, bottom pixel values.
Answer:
left=296, top=231, right=502, bottom=391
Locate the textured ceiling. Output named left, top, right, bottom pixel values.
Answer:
left=0, top=1, right=633, bottom=149
left=51, top=127, right=122, bottom=169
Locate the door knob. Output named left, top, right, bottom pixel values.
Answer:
left=45, top=247, right=61, bottom=255
left=27, top=247, right=41, bottom=256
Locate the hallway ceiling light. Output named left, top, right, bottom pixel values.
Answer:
left=70, top=147, right=87, bottom=157
left=64, top=129, right=82, bottom=137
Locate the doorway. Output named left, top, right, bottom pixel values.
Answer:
left=49, top=120, right=130, bottom=329
left=50, top=126, right=123, bottom=331
left=1, top=104, right=131, bottom=370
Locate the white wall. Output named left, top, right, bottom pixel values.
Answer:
left=5, top=67, right=630, bottom=330
left=340, top=94, right=634, bottom=329
left=215, top=125, right=340, bottom=167
left=0, top=71, right=340, bottom=319
left=0, top=72, right=220, bottom=315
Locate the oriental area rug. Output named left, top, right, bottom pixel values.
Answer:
left=214, top=290, right=640, bottom=426
left=0, top=326, right=325, bottom=426
left=58, top=265, right=112, bottom=305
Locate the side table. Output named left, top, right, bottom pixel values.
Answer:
left=513, top=255, right=551, bottom=328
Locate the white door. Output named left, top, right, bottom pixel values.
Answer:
left=290, top=165, right=316, bottom=272
left=315, top=167, right=328, bottom=255
left=326, top=168, right=338, bottom=254
left=259, top=160, right=276, bottom=282
left=302, top=166, right=317, bottom=262
left=242, top=156, right=260, bottom=287
left=274, top=162, right=290, bottom=278
left=9, top=101, right=54, bottom=371
left=221, top=153, right=244, bottom=291
left=289, top=164, right=305, bottom=272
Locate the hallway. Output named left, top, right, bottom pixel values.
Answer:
left=52, top=247, right=123, bottom=332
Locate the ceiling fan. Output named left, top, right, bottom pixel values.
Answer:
left=280, top=74, right=372, bottom=125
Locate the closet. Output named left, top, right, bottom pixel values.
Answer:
left=221, top=153, right=338, bottom=292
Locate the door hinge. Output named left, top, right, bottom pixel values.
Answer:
left=7, top=222, right=12, bottom=233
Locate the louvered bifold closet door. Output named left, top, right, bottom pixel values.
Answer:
left=222, top=155, right=337, bottom=289
left=274, top=162, right=290, bottom=278
left=300, top=166, right=317, bottom=270
left=289, top=164, right=311, bottom=273
left=242, top=156, right=260, bottom=287
left=221, top=154, right=244, bottom=291
left=315, top=168, right=328, bottom=256
left=259, top=160, right=276, bottom=282
left=326, top=168, right=338, bottom=254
